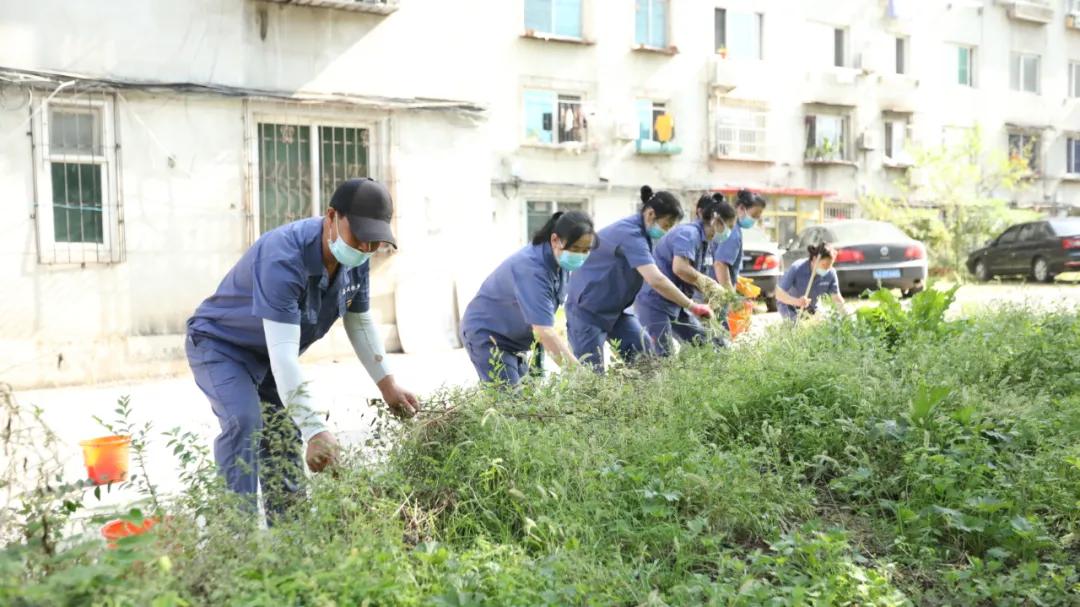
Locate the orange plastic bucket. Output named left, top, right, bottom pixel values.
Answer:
left=101, top=517, right=157, bottom=549
left=727, top=301, right=754, bottom=338
left=79, top=435, right=131, bottom=485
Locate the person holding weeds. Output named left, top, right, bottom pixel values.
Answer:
left=565, top=186, right=713, bottom=371
left=635, top=194, right=736, bottom=355
left=776, top=242, right=848, bottom=322
left=460, top=211, right=596, bottom=386
left=185, top=178, right=419, bottom=520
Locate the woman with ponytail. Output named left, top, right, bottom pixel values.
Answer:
left=634, top=194, right=735, bottom=355
left=565, top=186, right=714, bottom=371
left=460, top=211, right=596, bottom=385
left=712, top=189, right=767, bottom=290
left=775, top=241, right=848, bottom=322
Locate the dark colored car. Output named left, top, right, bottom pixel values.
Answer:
left=781, top=220, right=928, bottom=297
left=739, top=227, right=782, bottom=312
left=966, top=218, right=1080, bottom=282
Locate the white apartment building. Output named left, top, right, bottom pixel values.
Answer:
left=491, top=0, right=1080, bottom=252
left=2, top=0, right=1079, bottom=388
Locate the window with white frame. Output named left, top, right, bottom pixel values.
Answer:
left=955, top=45, right=975, bottom=87
left=257, top=122, right=371, bottom=233
left=1010, top=52, right=1041, bottom=93
left=1068, top=138, right=1080, bottom=175
left=525, top=200, right=587, bottom=243
left=714, top=8, right=763, bottom=59
left=805, top=112, right=850, bottom=161
left=1070, top=62, right=1080, bottom=98
left=712, top=104, right=767, bottom=159
left=1008, top=132, right=1040, bottom=173
left=895, top=36, right=909, bottom=75
left=524, top=0, right=582, bottom=39
left=523, top=90, right=586, bottom=145
left=637, top=99, right=674, bottom=142
left=884, top=117, right=912, bottom=164
left=635, top=0, right=668, bottom=48
left=35, top=95, right=123, bottom=264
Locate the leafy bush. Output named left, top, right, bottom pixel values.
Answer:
left=2, top=304, right=1079, bottom=605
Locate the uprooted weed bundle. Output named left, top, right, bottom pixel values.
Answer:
left=2, top=302, right=1079, bottom=605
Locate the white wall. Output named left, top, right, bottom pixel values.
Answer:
left=0, top=1, right=492, bottom=388
left=3, top=0, right=1080, bottom=388
left=0, top=0, right=491, bottom=105
left=486, top=0, right=1080, bottom=246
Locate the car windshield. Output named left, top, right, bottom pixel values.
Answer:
left=1049, top=218, right=1080, bottom=236
left=828, top=221, right=908, bottom=242
left=741, top=227, right=774, bottom=247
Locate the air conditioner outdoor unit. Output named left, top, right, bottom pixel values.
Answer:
left=1006, top=1, right=1053, bottom=24
left=858, top=131, right=879, bottom=151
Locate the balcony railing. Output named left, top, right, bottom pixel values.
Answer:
left=261, top=0, right=399, bottom=15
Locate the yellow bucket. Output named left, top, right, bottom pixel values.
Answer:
left=79, top=435, right=131, bottom=485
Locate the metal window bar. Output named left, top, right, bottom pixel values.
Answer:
left=825, top=203, right=855, bottom=221
left=319, top=126, right=370, bottom=212
left=258, top=123, right=312, bottom=232
left=715, top=107, right=765, bottom=158
left=37, top=86, right=124, bottom=265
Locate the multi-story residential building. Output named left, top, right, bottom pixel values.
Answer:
left=2, top=0, right=1079, bottom=387
left=491, top=0, right=1080, bottom=251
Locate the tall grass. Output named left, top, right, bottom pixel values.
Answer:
left=2, top=304, right=1078, bottom=605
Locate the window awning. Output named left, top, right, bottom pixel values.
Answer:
left=1004, top=122, right=1052, bottom=133
left=803, top=100, right=856, bottom=109
left=711, top=185, right=837, bottom=198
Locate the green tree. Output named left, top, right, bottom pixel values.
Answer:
left=863, top=126, right=1038, bottom=277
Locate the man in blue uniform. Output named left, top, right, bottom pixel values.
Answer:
left=186, top=178, right=419, bottom=519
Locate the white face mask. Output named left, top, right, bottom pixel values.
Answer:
left=328, top=217, right=372, bottom=268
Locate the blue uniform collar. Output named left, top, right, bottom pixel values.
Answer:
left=537, top=241, right=559, bottom=273
left=635, top=213, right=654, bottom=252
left=302, top=217, right=349, bottom=290
left=303, top=218, right=327, bottom=277
left=692, top=220, right=707, bottom=241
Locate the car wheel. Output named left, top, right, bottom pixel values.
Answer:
left=902, top=286, right=924, bottom=299
left=1032, top=257, right=1053, bottom=283
left=764, top=295, right=778, bottom=313
left=974, top=259, right=991, bottom=282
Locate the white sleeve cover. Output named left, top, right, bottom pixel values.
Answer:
left=342, top=311, right=391, bottom=383
left=262, top=318, right=328, bottom=443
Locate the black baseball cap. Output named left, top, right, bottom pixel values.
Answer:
left=328, top=178, right=397, bottom=248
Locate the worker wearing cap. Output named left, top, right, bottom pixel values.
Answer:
left=185, top=178, right=419, bottom=520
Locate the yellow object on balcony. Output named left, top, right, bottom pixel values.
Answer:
left=654, top=113, right=674, bottom=143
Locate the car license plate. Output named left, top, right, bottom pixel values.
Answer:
left=872, top=269, right=902, bottom=280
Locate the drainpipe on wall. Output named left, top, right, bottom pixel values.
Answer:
left=241, top=98, right=254, bottom=249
